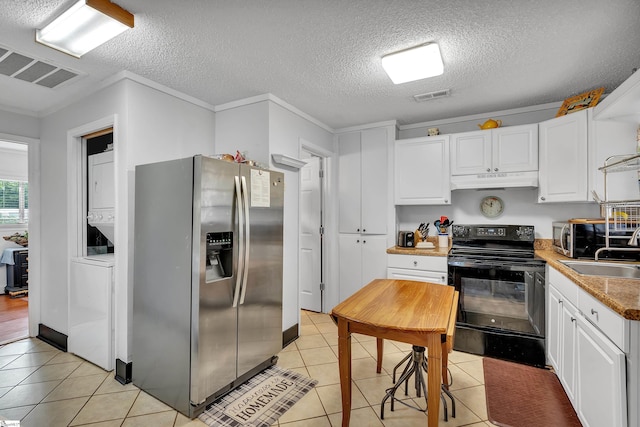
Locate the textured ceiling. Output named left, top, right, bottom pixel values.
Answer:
left=0, top=0, right=639, bottom=129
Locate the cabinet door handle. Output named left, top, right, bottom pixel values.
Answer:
left=591, top=309, right=598, bottom=317
left=571, top=317, right=576, bottom=322
left=362, top=229, right=366, bottom=232
left=363, top=240, right=366, bottom=244
left=540, top=197, right=546, bottom=201
left=486, top=168, right=491, bottom=172
left=356, top=239, right=360, bottom=243
left=494, top=168, right=498, bottom=172
left=413, top=261, right=418, bottom=266
left=357, top=228, right=360, bottom=232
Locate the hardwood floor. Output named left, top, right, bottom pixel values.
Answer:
left=0, top=293, right=28, bottom=345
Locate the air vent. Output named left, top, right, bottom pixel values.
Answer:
left=413, top=89, right=451, bottom=102
left=0, top=46, right=82, bottom=89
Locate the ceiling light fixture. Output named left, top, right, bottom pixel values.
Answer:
left=381, top=43, right=444, bottom=84
left=35, top=0, right=134, bottom=58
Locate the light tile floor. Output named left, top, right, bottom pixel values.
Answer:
left=0, top=310, right=498, bottom=426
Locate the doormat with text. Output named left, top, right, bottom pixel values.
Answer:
left=199, top=365, right=317, bottom=427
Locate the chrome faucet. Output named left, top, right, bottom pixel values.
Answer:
left=628, top=227, right=640, bottom=246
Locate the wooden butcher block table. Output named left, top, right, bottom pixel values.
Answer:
left=331, top=279, right=458, bottom=427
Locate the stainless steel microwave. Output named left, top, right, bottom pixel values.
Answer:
left=552, top=221, right=637, bottom=259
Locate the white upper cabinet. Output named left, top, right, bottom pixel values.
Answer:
left=394, top=135, right=451, bottom=205
left=538, top=109, right=589, bottom=202
left=338, top=127, right=389, bottom=234
left=450, top=130, right=491, bottom=175
left=451, top=124, right=538, bottom=175
left=492, top=125, right=538, bottom=172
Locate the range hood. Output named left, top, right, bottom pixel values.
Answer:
left=450, top=170, right=538, bottom=190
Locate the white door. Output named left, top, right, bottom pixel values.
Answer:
left=538, top=109, right=588, bottom=202
left=492, top=124, right=538, bottom=173
left=299, top=155, right=323, bottom=312
left=576, top=315, right=627, bottom=427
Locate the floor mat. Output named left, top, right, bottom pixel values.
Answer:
left=483, top=357, right=582, bottom=427
left=199, top=365, right=317, bottom=427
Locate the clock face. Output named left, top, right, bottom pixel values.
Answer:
left=480, top=196, right=504, bottom=218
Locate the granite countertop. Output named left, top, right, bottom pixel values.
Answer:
left=536, top=249, right=640, bottom=321
left=387, top=245, right=450, bottom=257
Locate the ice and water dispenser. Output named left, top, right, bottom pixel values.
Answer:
left=206, top=231, right=233, bottom=281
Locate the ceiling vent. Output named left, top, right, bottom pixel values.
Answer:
left=0, top=46, right=82, bottom=89
left=413, top=89, right=451, bottom=102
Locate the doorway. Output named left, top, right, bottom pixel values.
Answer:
left=0, top=139, right=30, bottom=344
left=299, top=147, right=326, bottom=313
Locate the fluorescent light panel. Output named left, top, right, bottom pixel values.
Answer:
left=36, top=0, right=134, bottom=58
left=382, top=43, right=443, bottom=84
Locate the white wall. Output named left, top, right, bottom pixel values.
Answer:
left=40, top=81, right=126, bottom=336
left=399, top=105, right=559, bottom=139
left=268, top=101, right=334, bottom=330
left=215, top=101, right=270, bottom=163
left=0, top=109, right=39, bottom=140
left=39, top=76, right=215, bottom=365
left=397, top=188, right=600, bottom=239
left=215, top=96, right=334, bottom=332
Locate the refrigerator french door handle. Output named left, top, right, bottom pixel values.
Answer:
left=239, top=175, right=250, bottom=305
left=232, top=175, right=244, bottom=308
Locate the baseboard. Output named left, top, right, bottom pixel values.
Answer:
left=282, top=323, right=299, bottom=348
left=115, top=359, right=132, bottom=384
left=37, top=323, right=67, bottom=351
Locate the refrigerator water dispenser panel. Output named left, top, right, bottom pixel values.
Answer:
left=206, top=231, right=233, bottom=282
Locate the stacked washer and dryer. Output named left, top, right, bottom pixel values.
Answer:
left=68, top=149, right=115, bottom=371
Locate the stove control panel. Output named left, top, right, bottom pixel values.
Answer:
left=476, top=227, right=506, bottom=237
left=516, top=226, right=535, bottom=240
left=452, top=224, right=535, bottom=241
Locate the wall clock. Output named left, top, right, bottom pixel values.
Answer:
left=480, top=196, right=504, bottom=218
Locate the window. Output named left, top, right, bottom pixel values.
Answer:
left=0, top=180, right=28, bottom=224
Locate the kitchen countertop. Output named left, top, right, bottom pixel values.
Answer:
left=536, top=249, right=640, bottom=321
left=386, top=245, right=450, bottom=257
left=387, top=238, right=640, bottom=321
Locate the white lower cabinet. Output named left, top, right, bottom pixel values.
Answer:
left=386, top=254, right=447, bottom=284
left=338, top=234, right=387, bottom=301
left=547, top=266, right=627, bottom=427
left=575, top=314, right=627, bottom=427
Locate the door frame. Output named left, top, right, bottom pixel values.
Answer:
left=0, top=132, right=40, bottom=337
left=299, top=139, right=334, bottom=313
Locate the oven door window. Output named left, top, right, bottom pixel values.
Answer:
left=451, top=265, right=544, bottom=337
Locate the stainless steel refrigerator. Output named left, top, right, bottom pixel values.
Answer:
left=132, top=155, right=284, bottom=417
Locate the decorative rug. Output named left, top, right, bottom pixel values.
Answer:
left=483, top=357, right=582, bottom=427
left=199, top=365, right=318, bottom=427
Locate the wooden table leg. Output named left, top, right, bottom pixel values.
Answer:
left=337, top=317, right=352, bottom=426
left=426, top=333, right=442, bottom=427
left=376, top=338, right=383, bottom=373
left=441, top=341, right=450, bottom=390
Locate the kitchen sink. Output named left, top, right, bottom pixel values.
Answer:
left=560, top=260, right=640, bottom=280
